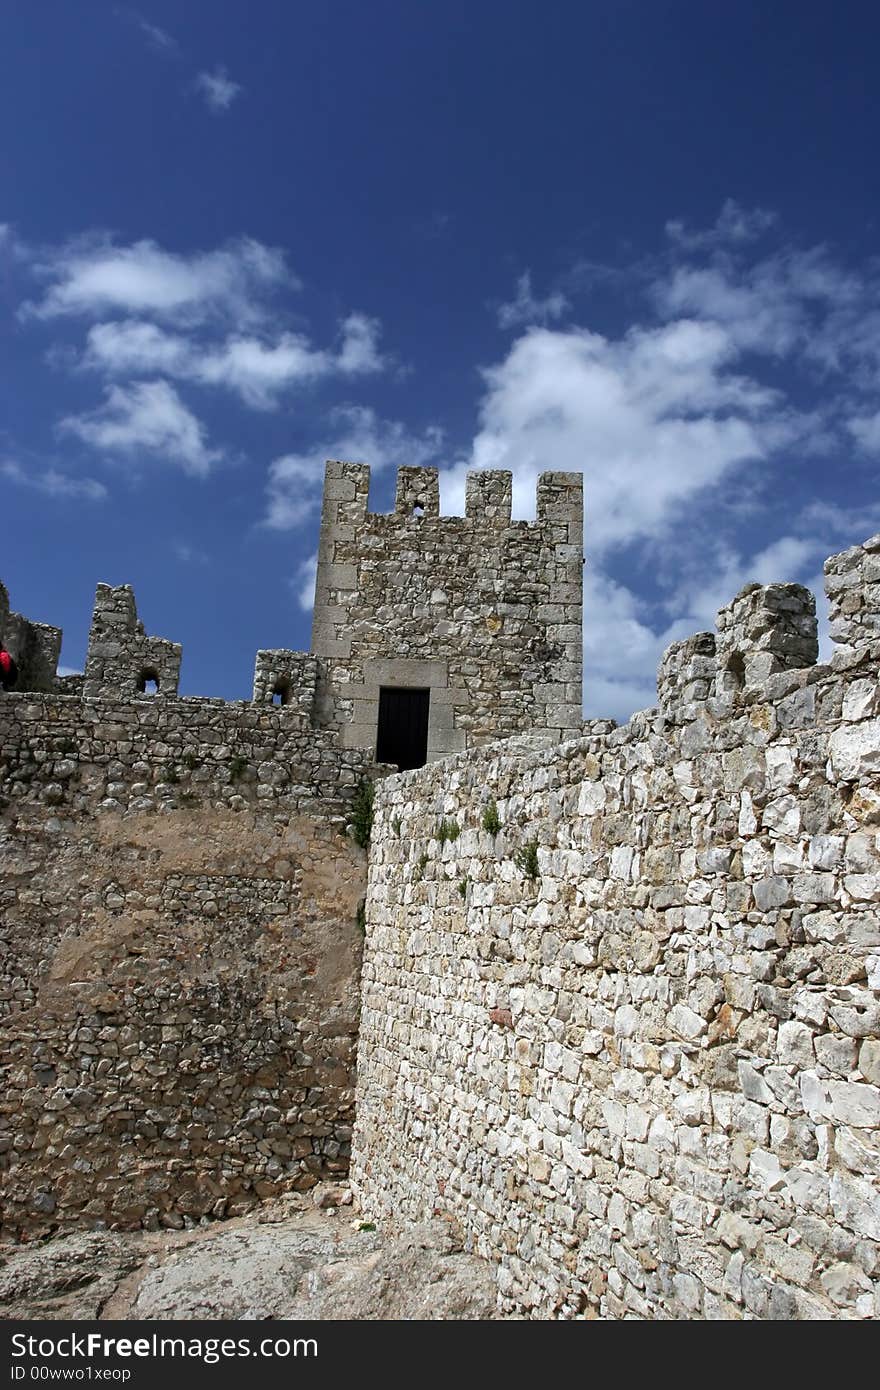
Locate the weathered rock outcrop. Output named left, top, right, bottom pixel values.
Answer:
left=0, top=1193, right=498, bottom=1321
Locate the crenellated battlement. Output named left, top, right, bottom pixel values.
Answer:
left=395, top=465, right=440, bottom=518
left=311, top=460, right=584, bottom=759
left=316, top=460, right=582, bottom=532
left=465, top=469, right=512, bottom=521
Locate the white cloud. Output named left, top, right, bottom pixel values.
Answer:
left=654, top=223, right=880, bottom=384
left=59, top=380, right=220, bottom=477
left=291, top=553, right=318, bottom=611
left=195, top=66, right=242, bottom=112
left=140, top=19, right=176, bottom=52
left=655, top=250, right=868, bottom=364
left=1, top=459, right=107, bottom=501
left=657, top=262, right=804, bottom=356
left=451, top=203, right=880, bottom=720
left=666, top=534, right=829, bottom=634
left=117, top=7, right=178, bottom=54
left=848, top=410, right=880, bottom=456
left=798, top=497, right=880, bottom=538
left=198, top=334, right=334, bottom=405
left=264, top=406, right=443, bottom=530
left=12, top=202, right=880, bottom=728
left=84, top=320, right=190, bottom=375
left=335, top=314, right=385, bottom=374
left=135, top=16, right=177, bottom=53
left=665, top=199, right=777, bottom=250
left=82, top=312, right=386, bottom=408
left=24, top=235, right=291, bottom=325
left=441, top=318, right=790, bottom=547
left=582, top=569, right=671, bottom=721
left=172, top=540, right=209, bottom=565
left=0, top=223, right=31, bottom=265
left=264, top=456, right=318, bottom=530
left=498, top=271, right=570, bottom=329
left=508, top=319, right=852, bottom=721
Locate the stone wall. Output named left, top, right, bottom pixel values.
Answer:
left=351, top=543, right=880, bottom=1320
left=0, top=690, right=379, bottom=1237
left=0, top=582, right=62, bottom=694
left=311, top=462, right=583, bottom=759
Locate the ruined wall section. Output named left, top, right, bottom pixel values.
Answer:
left=658, top=582, right=820, bottom=724
left=0, top=691, right=379, bottom=1237
left=825, top=533, right=880, bottom=661
left=252, top=650, right=318, bottom=723
left=0, top=582, right=62, bottom=694
left=311, top=462, right=583, bottom=759
left=83, top=584, right=182, bottom=700
left=352, top=542, right=880, bottom=1320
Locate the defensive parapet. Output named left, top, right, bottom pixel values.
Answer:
left=824, top=532, right=880, bottom=665
left=252, top=649, right=318, bottom=723
left=83, top=583, right=182, bottom=700
left=310, top=460, right=583, bottom=766
left=0, top=582, right=62, bottom=693
left=716, top=582, right=819, bottom=689
left=658, top=582, right=819, bottom=723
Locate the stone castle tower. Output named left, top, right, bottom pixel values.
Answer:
left=309, top=461, right=584, bottom=768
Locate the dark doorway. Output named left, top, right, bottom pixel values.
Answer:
left=376, top=687, right=430, bottom=771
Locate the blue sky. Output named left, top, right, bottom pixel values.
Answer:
left=3, top=1, right=880, bottom=719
